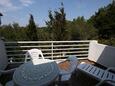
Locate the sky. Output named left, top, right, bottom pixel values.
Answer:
left=0, top=0, right=113, bottom=27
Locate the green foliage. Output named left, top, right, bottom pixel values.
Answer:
left=66, top=17, right=97, bottom=40
left=37, top=27, right=51, bottom=41
left=0, top=2, right=115, bottom=46
left=0, top=23, right=27, bottom=41
left=46, top=3, right=67, bottom=41
left=0, top=4, right=98, bottom=42
left=98, top=38, right=115, bottom=46
left=0, top=24, right=16, bottom=41
left=26, top=14, right=38, bottom=41
left=89, top=1, right=115, bottom=39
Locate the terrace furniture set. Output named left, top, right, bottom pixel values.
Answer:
left=3, top=49, right=78, bottom=86
left=0, top=41, right=115, bottom=86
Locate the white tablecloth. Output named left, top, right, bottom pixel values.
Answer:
left=13, top=59, right=59, bottom=86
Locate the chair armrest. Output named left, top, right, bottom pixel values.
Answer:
left=0, top=68, right=17, bottom=74
left=95, top=79, right=115, bottom=86
left=103, top=67, right=115, bottom=76
left=97, top=67, right=115, bottom=86
left=55, top=59, right=66, bottom=64
left=106, top=67, right=115, bottom=72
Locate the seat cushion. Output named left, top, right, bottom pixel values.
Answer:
left=58, top=60, right=71, bottom=71
left=77, top=63, right=105, bottom=80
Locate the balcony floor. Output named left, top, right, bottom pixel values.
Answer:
left=0, top=59, right=110, bottom=86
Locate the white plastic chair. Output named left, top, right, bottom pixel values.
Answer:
left=0, top=39, right=17, bottom=75
left=0, top=54, right=17, bottom=86
left=76, top=42, right=115, bottom=86
left=77, top=63, right=115, bottom=86
left=25, top=49, right=44, bottom=62
left=58, top=55, right=78, bottom=85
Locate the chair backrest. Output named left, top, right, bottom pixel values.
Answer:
left=88, top=41, right=115, bottom=68
left=68, top=55, right=77, bottom=65
left=67, top=55, right=78, bottom=72
left=0, top=39, right=8, bottom=76
left=25, top=49, right=44, bottom=62
left=0, top=83, right=2, bottom=86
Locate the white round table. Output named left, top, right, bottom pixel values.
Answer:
left=13, top=59, right=59, bottom=86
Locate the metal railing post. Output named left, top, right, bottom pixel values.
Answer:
left=10, top=57, right=13, bottom=63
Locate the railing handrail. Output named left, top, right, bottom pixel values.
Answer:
left=5, top=40, right=94, bottom=43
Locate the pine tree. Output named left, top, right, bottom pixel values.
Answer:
left=46, top=3, right=67, bottom=41
left=26, top=14, right=38, bottom=41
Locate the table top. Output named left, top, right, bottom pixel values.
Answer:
left=13, top=59, right=59, bottom=86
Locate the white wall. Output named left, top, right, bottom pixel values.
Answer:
left=0, top=39, right=8, bottom=76
left=88, top=41, right=115, bottom=67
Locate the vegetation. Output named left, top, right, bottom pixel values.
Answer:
left=88, top=0, right=115, bottom=45
left=26, top=14, right=38, bottom=41
left=46, top=3, right=67, bottom=41
left=0, top=2, right=115, bottom=46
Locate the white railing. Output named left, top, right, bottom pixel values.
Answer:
left=5, top=40, right=95, bottom=63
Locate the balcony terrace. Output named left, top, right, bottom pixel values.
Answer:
left=0, top=40, right=115, bottom=86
